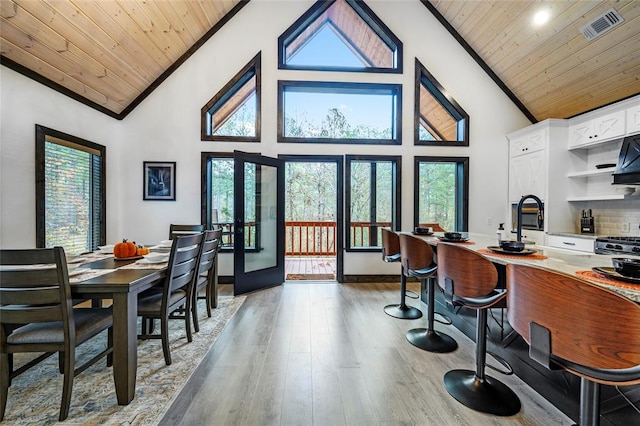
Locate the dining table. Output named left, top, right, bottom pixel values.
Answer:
left=69, top=254, right=167, bottom=405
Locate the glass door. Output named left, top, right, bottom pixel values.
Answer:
left=233, top=151, right=285, bottom=295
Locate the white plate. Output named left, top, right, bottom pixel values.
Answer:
left=158, top=240, right=173, bottom=247
left=68, top=267, right=86, bottom=277
left=143, top=253, right=169, bottom=261
left=67, top=256, right=87, bottom=264
left=138, top=257, right=168, bottom=264
left=98, top=245, right=114, bottom=253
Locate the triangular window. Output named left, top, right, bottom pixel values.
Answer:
left=415, top=59, right=469, bottom=146
left=201, top=53, right=261, bottom=142
left=278, top=0, right=402, bottom=73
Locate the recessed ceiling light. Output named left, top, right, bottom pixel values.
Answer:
left=533, top=10, right=550, bottom=26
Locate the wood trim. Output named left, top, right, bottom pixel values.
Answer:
left=420, top=0, right=537, bottom=124
left=1, top=1, right=250, bottom=120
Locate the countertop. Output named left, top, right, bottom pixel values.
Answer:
left=413, top=232, right=640, bottom=302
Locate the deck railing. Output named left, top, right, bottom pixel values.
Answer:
left=214, top=221, right=391, bottom=255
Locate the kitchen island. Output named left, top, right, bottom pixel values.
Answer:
left=416, top=233, right=640, bottom=425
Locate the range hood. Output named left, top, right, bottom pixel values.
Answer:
left=612, top=134, right=640, bottom=185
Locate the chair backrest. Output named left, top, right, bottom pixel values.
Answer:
left=0, top=247, right=73, bottom=342
left=169, top=224, right=205, bottom=240
left=163, top=233, right=204, bottom=298
left=398, top=233, right=435, bottom=273
left=507, top=263, right=640, bottom=371
left=381, top=228, right=400, bottom=260
left=197, top=229, right=222, bottom=279
left=436, top=243, right=498, bottom=298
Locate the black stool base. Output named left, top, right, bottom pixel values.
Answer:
left=406, top=328, right=458, bottom=353
left=444, top=369, right=521, bottom=416
left=384, top=304, right=423, bottom=320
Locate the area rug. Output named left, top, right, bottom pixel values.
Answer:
left=3, top=295, right=246, bottom=425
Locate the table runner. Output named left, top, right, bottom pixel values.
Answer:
left=438, top=238, right=476, bottom=245
left=69, top=268, right=116, bottom=283
left=119, top=260, right=168, bottom=270
left=477, top=248, right=548, bottom=260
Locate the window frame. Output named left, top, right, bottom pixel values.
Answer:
left=413, top=156, right=469, bottom=232
left=201, top=53, right=261, bottom=142
left=35, top=124, right=106, bottom=251
left=345, top=154, right=401, bottom=252
left=414, top=59, right=469, bottom=147
left=277, top=0, right=402, bottom=74
left=201, top=152, right=235, bottom=252
left=277, top=80, right=402, bottom=145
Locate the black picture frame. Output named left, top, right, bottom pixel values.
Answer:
left=143, top=161, right=176, bottom=201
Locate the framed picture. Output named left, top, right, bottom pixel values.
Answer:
left=143, top=161, right=176, bottom=201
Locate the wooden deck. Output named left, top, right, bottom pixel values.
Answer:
left=285, top=256, right=336, bottom=280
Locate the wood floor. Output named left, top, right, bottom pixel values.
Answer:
left=160, top=282, right=572, bottom=425
left=285, top=257, right=336, bottom=278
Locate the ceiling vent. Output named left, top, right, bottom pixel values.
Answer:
left=580, top=8, right=624, bottom=41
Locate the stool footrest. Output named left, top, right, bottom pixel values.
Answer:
left=405, top=290, right=419, bottom=300
left=486, top=351, right=514, bottom=376
left=434, top=311, right=453, bottom=325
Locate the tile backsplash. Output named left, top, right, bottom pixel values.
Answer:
left=588, top=198, right=640, bottom=236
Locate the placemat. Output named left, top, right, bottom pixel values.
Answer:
left=576, top=270, right=640, bottom=291
left=477, top=248, right=547, bottom=260
left=69, top=268, right=116, bottom=283
left=119, top=261, right=168, bottom=270
left=437, top=239, right=476, bottom=245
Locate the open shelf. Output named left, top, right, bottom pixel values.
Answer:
left=567, top=194, right=629, bottom=202
left=567, top=168, right=615, bottom=178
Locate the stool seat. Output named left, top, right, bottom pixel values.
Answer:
left=381, top=229, right=422, bottom=320
left=507, top=264, right=640, bottom=425
left=438, top=242, right=520, bottom=416
left=400, top=234, right=457, bottom=353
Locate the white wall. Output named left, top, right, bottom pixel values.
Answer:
left=0, top=0, right=531, bottom=276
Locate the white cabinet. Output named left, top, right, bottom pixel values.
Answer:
left=568, top=110, right=625, bottom=149
left=627, top=103, right=640, bottom=135
left=507, top=119, right=573, bottom=234
left=508, top=151, right=547, bottom=202
left=547, top=234, right=595, bottom=253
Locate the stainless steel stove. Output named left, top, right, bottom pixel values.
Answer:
left=594, top=236, right=640, bottom=255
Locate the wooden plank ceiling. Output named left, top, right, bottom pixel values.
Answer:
left=1, top=0, right=639, bottom=121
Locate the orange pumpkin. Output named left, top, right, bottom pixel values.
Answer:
left=136, top=245, right=150, bottom=256
left=114, top=239, right=137, bottom=258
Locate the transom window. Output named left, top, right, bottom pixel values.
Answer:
left=414, top=157, right=469, bottom=233
left=278, top=0, right=402, bottom=73
left=415, top=59, right=469, bottom=146
left=36, top=125, right=105, bottom=255
left=278, top=80, right=401, bottom=144
left=346, top=155, right=401, bottom=251
left=201, top=53, right=261, bottom=142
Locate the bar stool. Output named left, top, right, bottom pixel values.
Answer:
left=382, top=229, right=422, bottom=320
left=399, top=234, right=457, bottom=353
left=507, top=264, right=640, bottom=426
left=438, top=242, right=521, bottom=416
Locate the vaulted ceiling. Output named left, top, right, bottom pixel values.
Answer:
left=1, top=0, right=639, bottom=122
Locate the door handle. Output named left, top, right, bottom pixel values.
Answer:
left=235, top=219, right=244, bottom=234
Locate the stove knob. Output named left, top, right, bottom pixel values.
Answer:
left=606, top=244, right=615, bottom=249
left=615, top=245, right=623, bottom=250
left=633, top=247, right=640, bottom=253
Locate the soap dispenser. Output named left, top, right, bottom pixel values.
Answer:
left=497, top=223, right=505, bottom=245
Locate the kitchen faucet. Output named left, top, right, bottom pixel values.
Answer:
left=516, top=194, right=544, bottom=242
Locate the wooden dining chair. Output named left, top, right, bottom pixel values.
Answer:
left=192, top=229, right=222, bottom=332
left=438, top=242, right=521, bottom=416
left=168, top=223, right=205, bottom=239
left=137, top=232, right=203, bottom=365
left=0, top=247, right=114, bottom=421
left=506, top=264, right=640, bottom=426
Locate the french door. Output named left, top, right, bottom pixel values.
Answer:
left=233, top=151, right=285, bottom=295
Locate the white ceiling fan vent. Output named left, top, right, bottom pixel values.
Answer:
left=580, top=8, right=624, bottom=41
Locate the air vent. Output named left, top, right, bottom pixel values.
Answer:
left=580, top=8, right=624, bottom=41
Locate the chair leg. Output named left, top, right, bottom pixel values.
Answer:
left=185, top=297, right=193, bottom=343
left=384, top=270, right=423, bottom=320
left=579, top=378, right=600, bottom=426
left=406, top=277, right=457, bottom=353
left=205, top=283, right=212, bottom=317
left=443, top=308, right=521, bottom=416
left=192, top=289, right=201, bottom=333
left=1, top=353, right=9, bottom=421
left=161, top=316, right=172, bottom=366
left=59, top=346, right=74, bottom=421
left=107, top=327, right=114, bottom=367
